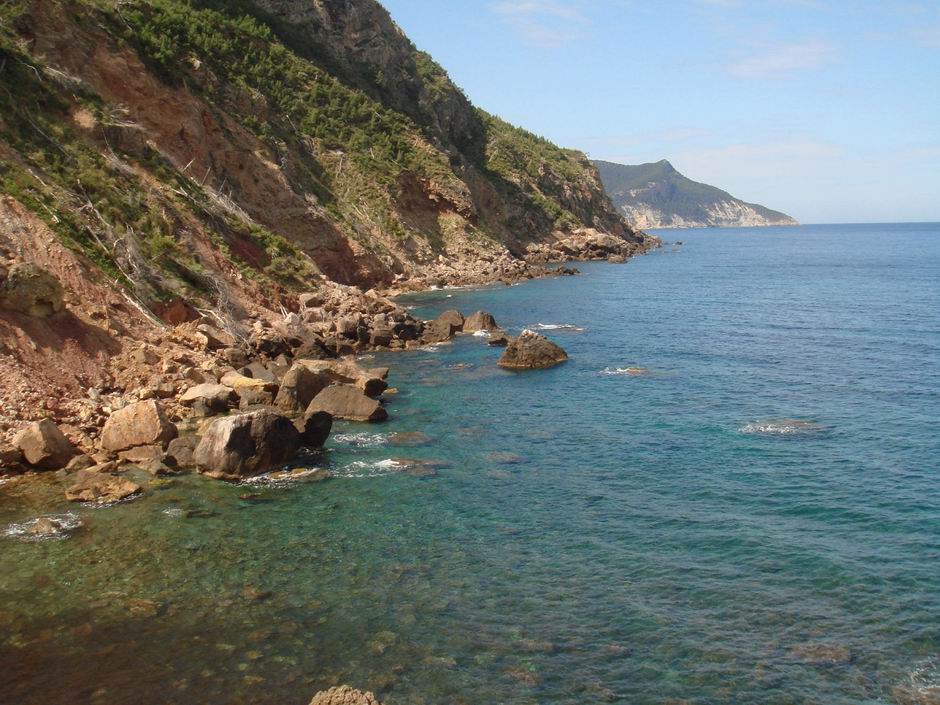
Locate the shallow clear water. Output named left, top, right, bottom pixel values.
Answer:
left=2, top=223, right=940, bottom=705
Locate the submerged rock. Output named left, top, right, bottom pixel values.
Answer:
left=498, top=330, right=568, bottom=370
left=101, top=401, right=177, bottom=453
left=65, top=469, right=141, bottom=504
left=307, top=385, right=388, bottom=423
left=787, top=642, right=852, bottom=665
left=13, top=419, right=78, bottom=470
left=308, top=686, right=383, bottom=705
left=194, top=410, right=301, bottom=481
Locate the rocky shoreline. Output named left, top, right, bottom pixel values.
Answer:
left=0, top=232, right=657, bottom=501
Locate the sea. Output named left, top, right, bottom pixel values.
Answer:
left=1, top=223, right=939, bottom=705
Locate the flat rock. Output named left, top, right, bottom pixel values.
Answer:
left=306, top=385, right=388, bottom=423
left=498, top=330, right=568, bottom=370
left=101, top=401, right=177, bottom=452
left=194, top=410, right=301, bottom=481
left=66, top=469, right=141, bottom=504
left=13, top=419, right=78, bottom=470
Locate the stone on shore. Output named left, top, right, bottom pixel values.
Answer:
left=65, top=468, right=142, bottom=504
left=297, top=359, right=388, bottom=399
left=179, top=384, right=237, bottom=414
left=295, top=410, right=333, bottom=448
left=498, top=330, right=568, bottom=370
left=13, top=419, right=78, bottom=470
left=220, top=370, right=277, bottom=394
left=0, top=263, right=64, bottom=318
left=306, top=385, right=388, bottom=423
left=308, top=686, right=383, bottom=705
left=273, top=364, right=331, bottom=415
left=194, top=410, right=301, bottom=481
left=463, top=311, right=499, bottom=332
left=101, top=401, right=177, bottom=452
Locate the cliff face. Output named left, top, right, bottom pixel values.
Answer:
left=0, top=0, right=648, bottom=312
left=595, top=159, right=797, bottom=229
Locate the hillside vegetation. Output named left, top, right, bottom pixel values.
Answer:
left=0, top=0, right=646, bottom=322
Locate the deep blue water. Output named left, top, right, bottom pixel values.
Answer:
left=2, top=223, right=939, bottom=705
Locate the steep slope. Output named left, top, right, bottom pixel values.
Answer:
left=0, top=0, right=654, bottom=433
left=595, top=159, right=797, bottom=229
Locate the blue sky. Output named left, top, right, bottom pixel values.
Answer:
left=381, top=0, right=940, bottom=223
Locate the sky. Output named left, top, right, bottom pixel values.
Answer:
left=380, top=0, right=940, bottom=223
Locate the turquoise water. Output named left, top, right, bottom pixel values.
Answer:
left=2, top=223, right=939, bottom=704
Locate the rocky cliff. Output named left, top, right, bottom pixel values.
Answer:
left=0, top=0, right=653, bottom=434
left=595, top=159, right=797, bottom=229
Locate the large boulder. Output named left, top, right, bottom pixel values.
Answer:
left=297, top=359, right=388, bottom=399
left=436, top=309, right=465, bottom=332
left=65, top=468, right=142, bottom=504
left=179, top=384, right=237, bottom=414
left=463, top=311, right=499, bottom=333
left=498, top=330, right=569, bottom=370
left=295, top=410, right=333, bottom=448
left=308, top=686, right=383, bottom=705
left=13, top=419, right=78, bottom=470
left=193, top=410, right=301, bottom=481
left=273, top=364, right=332, bottom=415
left=101, top=401, right=177, bottom=452
left=165, top=436, right=199, bottom=469
left=0, top=263, right=64, bottom=318
left=306, top=385, right=388, bottom=423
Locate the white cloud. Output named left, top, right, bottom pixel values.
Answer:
left=490, top=1, right=588, bottom=47
left=728, top=39, right=835, bottom=78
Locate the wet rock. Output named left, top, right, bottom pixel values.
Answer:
left=13, top=419, right=78, bottom=470
left=308, top=686, right=383, bottom=705
left=194, top=410, right=301, bottom=481
left=180, top=384, right=237, bottom=414
left=295, top=410, right=333, bottom=448
left=0, top=263, right=64, bottom=317
left=273, top=364, right=331, bottom=415
left=165, top=436, right=198, bottom=469
left=487, top=330, right=509, bottom=347
left=141, top=459, right=177, bottom=477
left=306, top=385, right=388, bottom=423
left=498, top=330, right=568, bottom=370
left=26, top=516, right=75, bottom=539
left=463, top=311, right=498, bottom=332
left=101, top=401, right=177, bottom=453
left=65, top=469, right=142, bottom=504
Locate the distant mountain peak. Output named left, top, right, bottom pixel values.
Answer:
left=594, top=159, right=797, bottom=229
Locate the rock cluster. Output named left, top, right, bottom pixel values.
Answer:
left=525, top=227, right=645, bottom=264
left=308, top=686, right=383, bottom=705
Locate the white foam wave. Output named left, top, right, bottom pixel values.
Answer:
left=740, top=419, right=827, bottom=435
left=600, top=367, right=649, bottom=376
left=338, top=458, right=405, bottom=478
left=242, top=467, right=330, bottom=487
left=333, top=432, right=389, bottom=448
left=472, top=330, right=489, bottom=337
left=163, top=508, right=185, bottom=518
left=535, top=323, right=585, bottom=332
left=4, top=513, right=82, bottom=542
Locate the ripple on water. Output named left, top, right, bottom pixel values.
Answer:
left=338, top=458, right=407, bottom=478
left=895, top=657, right=940, bottom=705
left=534, top=323, right=585, bottom=332
left=4, top=512, right=83, bottom=542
